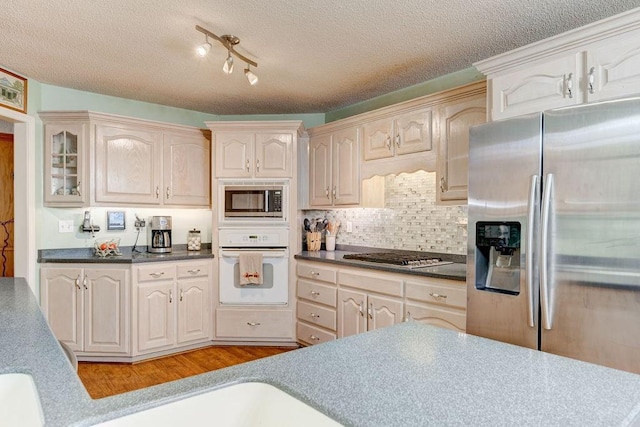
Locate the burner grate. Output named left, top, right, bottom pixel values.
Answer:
left=343, top=252, right=452, bottom=268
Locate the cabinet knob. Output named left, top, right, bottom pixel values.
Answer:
left=74, top=274, right=81, bottom=290
left=440, top=176, right=447, bottom=193
left=155, top=186, right=160, bottom=198
left=395, top=134, right=401, bottom=148
left=332, top=186, right=336, bottom=200
left=310, top=290, right=320, bottom=296
left=310, top=271, right=320, bottom=276
left=180, top=289, right=184, bottom=302
left=310, top=313, right=320, bottom=319
left=429, top=292, right=447, bottom=300
left=368, top=302, right=373, bottom=320
left=386, top=136, right=392, bottom=150
left=404, top=311, right=412, bottom=322
left=169, top=290, right=173, bottom=303
left=246, top=159, right=250, bottom=172
left=247, top=322, right=261, bottom=326
left=83, top=275, right=88, bottom=290
left=325, top=187, right=330, bottom=199
left=359, top=302, right=364, bottom=317
left=166, top=186, right=170, bottom=199
left=76, top=181, right=82, bottom=197
left=309, top=335, right=320, bottom=341
left=256, top=159, right=260, bottom=172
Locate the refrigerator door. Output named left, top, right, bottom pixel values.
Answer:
left=542, top=98, right=640, bottom=373
left=467, top=113, right=541, bottom=349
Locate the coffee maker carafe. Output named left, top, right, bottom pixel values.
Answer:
left=149, top=216, right=172, bottom=253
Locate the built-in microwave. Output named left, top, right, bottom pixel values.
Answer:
left=220, top=182, right=287, bottom=221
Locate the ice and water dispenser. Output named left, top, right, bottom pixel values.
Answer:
left=474, top=222, right=521, bottom=295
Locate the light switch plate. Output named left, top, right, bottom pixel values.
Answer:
left=58, top=220, right=74, bottom=233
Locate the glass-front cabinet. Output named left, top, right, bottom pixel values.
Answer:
left=43, top=122, right=87, bottom=206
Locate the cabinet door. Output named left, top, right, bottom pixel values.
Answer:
left=406, top=302, right=466, bottom=332
left=40, top=268, right=84, bottom=351
left=137, top=282, right=175, bottom=352
left=437, top=95, right=486, bottom=203
left=44, top=123, right=87, bottom=206
left=95, top=124, right=163, bottom=204
left=215, top=132, right=254, bottom=178
left=332, top=127, right=360, bottom=205
left=177, top=278, right=211, bottom=345
left=367, top=294, right=403, bottom=332
left=490, top=52, right=581, bottom=120
left=255, top=133, right=292, bottom=178
left=84, top=269, right=129, bottom=354
left=362, top=116, right=394, bottom=160
left=337, top=289, right=367, bottom=338
left=587, top=29, right=640, bottom=103
left=163, top=132, right=210, bottom=206
left=395, top=108, right=432, bottom=155
left=309, top=133, right=332, bottom=207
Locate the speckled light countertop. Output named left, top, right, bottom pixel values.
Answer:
left=295, top=247, right=467, bottom=281
left=4, top=278, right=640, bottom=426
left=37, top=244, right=214, bottom=264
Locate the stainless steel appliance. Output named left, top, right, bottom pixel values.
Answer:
left=343, top=252, right=453, bottom=269
left=148, top=216, right=172, bottom=253
left=467, top=98, right=640, bottom=374
left=218, top=228, right=289, bottom=305
left=220, top=181, right=286, bottom=222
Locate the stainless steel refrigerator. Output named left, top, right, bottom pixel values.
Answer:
left=466, top=97, right=640, bottom=374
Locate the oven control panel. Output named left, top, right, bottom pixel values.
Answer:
left=219, top=228, right=289, bottom=248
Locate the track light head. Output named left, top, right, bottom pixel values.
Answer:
left=245, top=67, right=258, bottom=85
left=222, top=52, right=234, bottom=74
left=196, top=35, right=212, bottom=57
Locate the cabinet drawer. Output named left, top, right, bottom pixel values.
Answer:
left=406, top=302, right=466, bottom=332
left=216, top=309, right=293, bottom=339
left=297, top=263, right=337, bottom=284
left=297, top=300, right=336, bottom=331
left=339, top=269, right=403, bottom=297
left=297, top=322, right=336, bottom=346
left=405, top=279, right=466, bottom=309
left=136, top=264, right=176, bottom=282
left=177, top=262, right=211, bottom=279
left=297, top=279, right=337, bottom=307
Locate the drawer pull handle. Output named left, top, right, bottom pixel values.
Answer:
left=74, top=274, right=81, bottom=290
left=310, top=271, right=320, bottom=276
left=310, top=335, right=320, bottom=341
left=247, top=322, right=261, bottom=326
left=310, top=290, right=320, bottom=296
left=310, top=313, right=320, bottom=319
left=187, top=269, right=201, bottom=275
left=150, top=272, right=165, bottom=278
left=429, top=292, right=447, bottom=299
left=83, top=275, right=88, bottom=290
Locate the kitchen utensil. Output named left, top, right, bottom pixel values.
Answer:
left=303, top=218, right=311, bottom=231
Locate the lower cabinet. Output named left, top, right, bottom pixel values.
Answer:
left=134, top=260, right=212, bottom=356
left=337, top=289, right=403, bottom=338
left=296, top=262, right=338, bottom=345
left=404, top=277, right=467, bottom=332
left=215, top=308, right=293, bottom=340
left=40, top=265, right=130, bottom=355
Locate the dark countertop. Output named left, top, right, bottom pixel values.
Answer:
left=295, top=247, right=467, bottom=281
left=4, top=277, right=640, bottom=426
left=38, top=244, right=214, bottom=264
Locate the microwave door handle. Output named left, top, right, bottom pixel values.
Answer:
left=221, top=250, right=288, bottom=258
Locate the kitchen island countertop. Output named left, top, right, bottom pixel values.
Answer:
left=295, top=248, right=467, bottom=281
left=4, top=277, right=640, bottom=426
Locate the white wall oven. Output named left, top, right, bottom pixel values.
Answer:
left=219, top=180, right=288, bottom=225
left=218, top=228, right=289, bottom=305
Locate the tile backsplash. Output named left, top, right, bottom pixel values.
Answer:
left=303, top=170, right=468, bottom=254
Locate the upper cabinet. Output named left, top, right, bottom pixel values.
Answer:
left=207, top=121, right=304, bottom=179
left=308, top=126, right=360, bottom=207
left=476, top=9, right=640, bottom=120
left=40, top=111, right=211, bottom=208
left=362, top=108, right=432, bottom=161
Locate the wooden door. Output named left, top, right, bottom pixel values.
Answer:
left=362, top=116, right=394, bottom=160
left=177, top=278, right=211, bottom=345
left=0, top=133, right=13, bottom=276
left=332, top=127, right=360, bottom=206
left=215, top=132, right=254, bottom=178
left=84, top=269, right=129, bottom=354
left=309, top=133, right=332, bottom=207
left=40, top=268, right=84, bottom=351
left=395, top=108, right=433, bottom=155
left=255, top=133, right=292, bottom=178
left=163, top=132, right=210, bottom=206
left=137, top=282, right=175, bottom=352
left=367, top=294, right=403, bottom=331
left=337, top=288, right=367, bottom=338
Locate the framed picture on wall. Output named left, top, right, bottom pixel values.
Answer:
left=107, top=211, right=126, bottom=231
left=0, top=67, right=27, bottom=114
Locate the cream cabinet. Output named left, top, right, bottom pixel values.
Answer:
left=296, top=262, right=338, bottom=346
left=476, top=11, right=640, bottom=120
left=436, top=90, right=487, bottom=203
left=208, top=121, right=304, bottom=179
left=362, top=108, right=432, bottom=161
left=308, top=126, right=360, bottom=207
left=337, top=268, right=404, bottom=338
left=404, top=276, right=467, bottom=332
left=134, top=260, right=212, bottom=355
left=40, top=266, right=130, bottom=355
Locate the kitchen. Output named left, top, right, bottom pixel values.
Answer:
left=3, top=2, right=640, bottom=426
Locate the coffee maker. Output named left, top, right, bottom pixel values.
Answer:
left=149, top=216, right=172, bottom=253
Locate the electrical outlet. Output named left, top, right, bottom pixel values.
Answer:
left=346, top=221, right=353, bottom=233
left=58, top=220, right=74, bottom=233
left=134, top=218, right=146, bottom=229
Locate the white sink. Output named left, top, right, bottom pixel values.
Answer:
left=97, top=382, right=342, bottom=426
left=0, top=373, right=44, bottom=427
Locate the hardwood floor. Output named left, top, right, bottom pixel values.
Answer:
left=78, top=345, right=296, bottom=399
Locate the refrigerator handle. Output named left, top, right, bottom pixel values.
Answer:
left=540, top=173, right=554, bottom=330
left=526, top=174, right=539, bottom=328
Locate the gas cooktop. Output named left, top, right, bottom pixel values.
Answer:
left=342, top=252, right=453, bottom=269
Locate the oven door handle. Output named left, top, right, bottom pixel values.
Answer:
left=220, top=249, right=288, bottom=258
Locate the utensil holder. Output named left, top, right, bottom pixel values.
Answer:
left=306, top=232, right=321, bottom=251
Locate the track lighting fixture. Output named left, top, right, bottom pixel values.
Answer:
left=195, top=25, right=258, bottom=85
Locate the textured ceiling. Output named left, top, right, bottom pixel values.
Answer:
left=1, top=1, right=639, bottom=115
